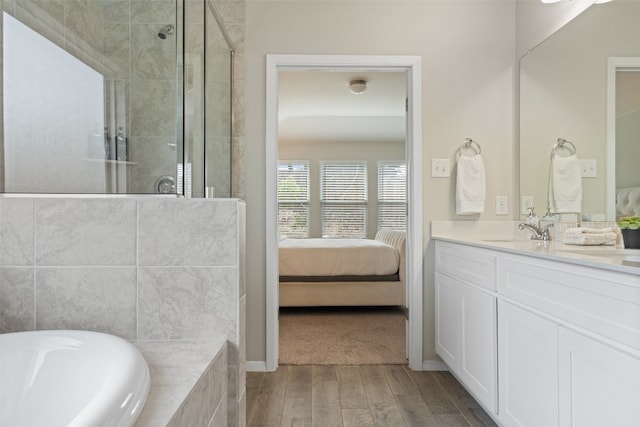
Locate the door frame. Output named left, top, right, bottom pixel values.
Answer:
left=265, top=54, right=423, bottom=371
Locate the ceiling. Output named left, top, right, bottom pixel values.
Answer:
left=278, top=71, right=407, bottom=144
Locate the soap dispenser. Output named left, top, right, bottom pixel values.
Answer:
left=526, top=207, right=539, bottom=227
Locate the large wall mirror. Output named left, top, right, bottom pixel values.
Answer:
left=519, top=1, right=640, bottom=221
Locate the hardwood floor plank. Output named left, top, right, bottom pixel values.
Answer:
left=286, top=366, right=313, bottom=399
left=403, top=368, right=461, bottom=415
left=247, top=372, right=264, bottom=417
left=431, top=371, right=497, bottom=427
left=281, top=396, right=312, bottom=427
left=369, top=402, right=407, bottom=427
left=247, top=365, right=495, bottom=427
left=433, top=414, right=473, bottom=426
left=337, top=366, right=369, bottom=409
left=342, top=408, right=375, bottom=427
left=395, top=394, right=436, bottom=427
left=359, top=365, right=396, bottom=404
left=312, top=366, right=340, bottom=408
left=311, top=405, right=343, bottom=427
left=258, top=368, right=288, bottom=397
left=247, top=393, right=285, bottom=427
left=383, top=365, right=420, bottom=395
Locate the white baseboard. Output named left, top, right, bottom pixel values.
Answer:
left=422, top=360, right=449, bottom=371
left=246, top=361, right=268, bottom=372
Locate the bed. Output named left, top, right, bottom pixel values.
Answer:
left=616, top=186, right=640, bottom=218
left=279, top=229, right=406, bottom=307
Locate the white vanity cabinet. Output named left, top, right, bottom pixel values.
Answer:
left=435, top=240, right=640, bottom=427
left=498, top=301, right=558, bottom=426
left=435, top=241, right=498, bottom=413
left=558, top=327, right=640, bottom=427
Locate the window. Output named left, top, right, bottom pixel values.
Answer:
left=278, top=161, right=310, bottom=238
left=320, top=161, right=367, bottom=238
left=378, top=161, right=407, bottom=231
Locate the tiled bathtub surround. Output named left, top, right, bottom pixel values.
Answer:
left=0, top=197, right=246, bottom=426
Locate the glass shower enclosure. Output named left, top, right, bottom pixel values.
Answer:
left=0, top=0, right=233, bottom=197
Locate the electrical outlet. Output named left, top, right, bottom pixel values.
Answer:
left=431, top=159, right=450, bottom=178
left=580, top=159, right=597, bottom=178
left=521, top=196, right=534, bottom=216
left=496, top=196, right=508, bottom=215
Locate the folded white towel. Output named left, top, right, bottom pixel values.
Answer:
left=456, top=154, right=486, bottom=215
left=562, top=232, right=617, bottom=246
left=563, top=227, right=615, bottom=235
left=549, top=154, right=582, bottom=213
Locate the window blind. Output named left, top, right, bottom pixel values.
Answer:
left=378, top=161, right=407, bottom=231
left=320, top=161, right=367, bottom=238
left=278, top=161, right=310, bottom=238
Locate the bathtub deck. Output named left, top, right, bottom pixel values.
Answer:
left=134, top=337, right=228, bottom=426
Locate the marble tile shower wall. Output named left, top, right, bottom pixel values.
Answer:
left=102, top=0, right=177, bottom=193
left=0, top=197, right=246, bottom=424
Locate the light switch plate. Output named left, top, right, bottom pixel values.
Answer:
left=431, top=159, right=450, bottom=177
left=496, top=196, right=508, bottom=215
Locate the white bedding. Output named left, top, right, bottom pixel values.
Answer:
left=279, top=238, right=400, bottom=277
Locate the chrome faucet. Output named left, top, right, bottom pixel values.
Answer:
left=519, top=223, right=554, bottom=241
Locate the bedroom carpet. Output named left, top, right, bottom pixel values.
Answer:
left=279, top=306, right=407, bottom=365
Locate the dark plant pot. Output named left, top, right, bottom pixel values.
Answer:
left=621, top=229, right=640, bottom=249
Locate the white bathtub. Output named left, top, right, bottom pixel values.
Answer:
left=0, top=330, right=150, bottom=427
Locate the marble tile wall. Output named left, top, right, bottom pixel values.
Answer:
left=102, top=0, right=177, bottom=194
left=0, top=196, right=245, bottom=426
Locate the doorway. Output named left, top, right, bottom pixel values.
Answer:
left=265, top=54, right=423, bottom=371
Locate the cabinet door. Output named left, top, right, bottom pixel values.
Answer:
left=498, top=301, right=558, bottom=427
left=436, top=271, right=497, bottom=413
left=458, top=282, right=497, bottom=413
left=435, top=272, right=460, bottom=369
left=559, top=327, right=640, bottom=427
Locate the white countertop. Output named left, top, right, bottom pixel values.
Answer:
left=431, top=220, right=640, bottom=276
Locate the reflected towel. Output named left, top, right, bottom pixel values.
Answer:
left=549, top=154, right=582, bottom=213
left=456, top=154, right=486, bottom=215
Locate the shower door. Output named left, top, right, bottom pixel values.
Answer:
left=0, top=0, right=232, bottom=197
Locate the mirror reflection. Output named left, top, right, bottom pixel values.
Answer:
left=519, top=1, right=640, bottom=220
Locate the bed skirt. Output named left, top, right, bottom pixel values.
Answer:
left=279, top=280, right=405, bottom=307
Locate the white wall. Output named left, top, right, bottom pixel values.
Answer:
left=245, top=1, right=516, bottom=364
left=516, top=0, right=591, bottom=58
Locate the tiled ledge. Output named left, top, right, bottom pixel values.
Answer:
left=134, top=337, right=228, bottom=427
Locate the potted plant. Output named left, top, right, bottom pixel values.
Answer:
left=617, top=216, right=640, bottom=249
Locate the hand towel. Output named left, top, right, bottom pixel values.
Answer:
left=456, top=154, right=486, bottom=215
left=549, top=154, right=582, bottom=213
left=562, top=227, right=617, bottom=245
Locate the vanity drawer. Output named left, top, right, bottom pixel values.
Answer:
left=436, top=241, right=496, bottom=291
left=498, top=255, right=640, bottom=351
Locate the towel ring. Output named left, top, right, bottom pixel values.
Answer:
left=456, top=138, right=481, bottom=158
left=551, top=137, right=576, bottom=158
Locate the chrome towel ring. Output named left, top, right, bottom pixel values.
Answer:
left=456, top=138, right=482, bottom=158
left=551, top=137, right=576, bottom=158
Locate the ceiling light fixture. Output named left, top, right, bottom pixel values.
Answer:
left=349, top=79, right=367, bottom=95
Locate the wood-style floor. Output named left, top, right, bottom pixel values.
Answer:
left=247, top=365, right=497, bottom=427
